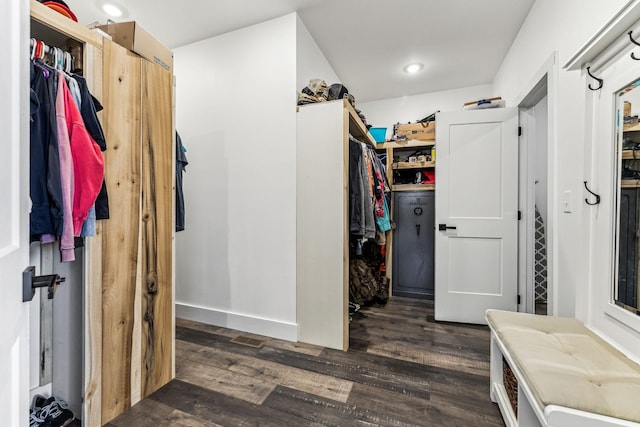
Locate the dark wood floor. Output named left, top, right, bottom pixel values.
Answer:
left=106, top=297, right=504, bottom=427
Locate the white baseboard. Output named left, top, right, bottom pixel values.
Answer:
left=175, top=302, right=298, bottom=342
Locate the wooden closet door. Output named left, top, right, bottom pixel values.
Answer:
left=140, top=60, right=174, bottom=398
left=101, top=40, right=142, bottom=425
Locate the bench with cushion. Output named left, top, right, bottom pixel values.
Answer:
left=486, top=309, right=640, bottom=427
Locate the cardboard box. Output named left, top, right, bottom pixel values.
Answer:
left=625, top=101, right=632, bottom=117
left=396, top=122, right=435, bottom=141
left=97, top=21, right=173, bottom=72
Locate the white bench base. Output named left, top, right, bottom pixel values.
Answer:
left=490, top=324, right=640, bottom=427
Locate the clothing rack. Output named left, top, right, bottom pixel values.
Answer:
left=30, top=38, right=78, bottom=74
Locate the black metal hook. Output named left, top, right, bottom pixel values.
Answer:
left=584, top=181, right=601, bottom=206
left=586, top=67, right=603, bottom=91
left=629, top=31, right=640, bottom=60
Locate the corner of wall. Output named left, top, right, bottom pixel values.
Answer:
left=295, top=14, right=340, bottom=90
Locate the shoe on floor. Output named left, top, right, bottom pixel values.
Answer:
left=38, top=397, right=74, bottom=427
left=30, top=394, right=47, bottom=427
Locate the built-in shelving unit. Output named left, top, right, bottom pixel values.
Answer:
left=393, top=183, right=436, bottom=191
left=622, top=149, right=640, bottom=160
left=623, top=123, right=640, bottom=132
left=393, top=161, right=436, bottom=170
left=384, top=139, right=436, bottom=192
left=381, top=139, right=435, bottom=149
left=622, top=179, right=640, bottom=188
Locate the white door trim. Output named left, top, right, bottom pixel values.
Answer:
left=515, top=51, right=559, bottom=315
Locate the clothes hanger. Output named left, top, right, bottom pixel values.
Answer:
left=30, top=38, right=37, bottom=60
left=65, top=52, right=72, bottom=74
left=56, top=47, right=64, bottom=71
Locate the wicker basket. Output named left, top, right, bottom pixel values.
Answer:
left=502, top=357, right=518, bottom=417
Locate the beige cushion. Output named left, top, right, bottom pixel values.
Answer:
left=487, top=310, right=640, bottom=423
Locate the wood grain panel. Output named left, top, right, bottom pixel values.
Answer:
left=140, top=60, right=174, bottom=397
left=175, top=349, right=275, bottom=405
left=149, top=380, right=320, bottom=427
left=175, top=338, right=353, bottom=402
left=30, top=0, right=102, bottom=47
left=264, top=385, right=418, bottom=427
left=82, top=40, right=105, bottom=427
left=101, top=40, right=142, bottom=425
left=111, top=297, right=504, bottom=426
left=107, top=398, right=222, bottom=427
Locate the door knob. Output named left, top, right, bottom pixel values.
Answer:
left=438, top=224, right=457, bottom=231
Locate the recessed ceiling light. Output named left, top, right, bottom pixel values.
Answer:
left=404, top=63, right=424, bottom=74
left=102, top=3, right=123, bottom=17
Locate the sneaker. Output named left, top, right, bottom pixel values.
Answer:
left=38, top=397, right=74, bottom=427
left=29, top=394, right=47, bottom=427
left=31, top=394, right=47, bottom=411
left=30, top=411, right=44, bottom=427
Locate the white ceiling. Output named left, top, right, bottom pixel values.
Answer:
left=63, top=0, right=535, bottom=102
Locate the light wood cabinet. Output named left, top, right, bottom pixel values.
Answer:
left=29, top=2, right=175, bottom=425
left=100, top=39, right=175, bottom=425
left=296, top=99, right=375, bottom=351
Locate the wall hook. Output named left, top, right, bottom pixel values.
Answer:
left=586, top=66, right=603, bottom=91
left=584, top=181, right=601, bottom=206
left=629, top=31, right=640, bottom=60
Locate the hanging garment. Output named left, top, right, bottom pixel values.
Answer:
left=57, top=72, right=104, bottom=237
left=349, top=137, right=365, bottom=236
left=72, top=74, right=109, bottom=220
left=63, top=75, right=98, bottom=237
left=366, top=147, right=391, bottom=232
left=534, top=206, right=548, bottom=301
left=175, top=132, right=188, bottom=232
left=30, top=61, right=65, bottom=241
left=359, top=142, right=376, bottom=239
left=30, top=63, right=55, bottom=240
left=55, top=73, right=76, bottom=262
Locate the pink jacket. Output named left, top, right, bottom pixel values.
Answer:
left=55, top=74, right=76, bottom=262
left=57, top=72, right=105, bottom=238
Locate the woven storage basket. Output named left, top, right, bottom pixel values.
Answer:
left=502, top=357, right=518, bottom=417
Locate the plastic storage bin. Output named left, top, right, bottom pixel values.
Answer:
left=369, top=127, right=387, bottom=143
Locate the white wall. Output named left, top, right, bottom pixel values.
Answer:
left=534, top=95, right=548, bottom=224
left=493, top=0, right=628, bottom=318
left=296, top=15, right=340, bottom=92
left=174, top=13, right=298, bottom=340
left=358, top=84, right=494, bottom=140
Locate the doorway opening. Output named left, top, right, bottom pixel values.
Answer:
left=517, top=52, right=558, bottom=316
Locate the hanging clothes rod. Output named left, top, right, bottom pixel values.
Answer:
left=30, top=38, right=73, bottom=73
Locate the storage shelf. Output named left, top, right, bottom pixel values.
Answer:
left=622, top=149, right=640, bottom=160
left=344, top=100, right=376, bottom=148
left=621, top=179, right=640, bottom=188
left=623, top=123, right=640, bottom=132
left=393, top=184, right=435, bottom=191
left=393, top=161, right=435, bottom=170
left=381, top=139, right=435, bottom=149
left=31, top=0, right=103, bottom=47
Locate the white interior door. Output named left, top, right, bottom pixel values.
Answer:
left=435, top=108, right=519, bottom=324
left=0, top=0, right=31, bottom=425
